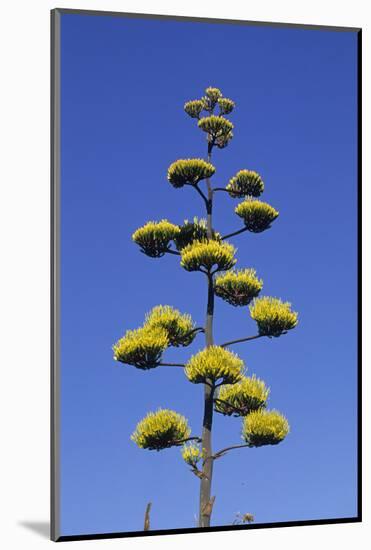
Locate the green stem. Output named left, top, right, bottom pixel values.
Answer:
left=157, top=362, right=185, bottom=367
left=193, top=182, right=209, bottom=207
left=212, top=443, right=251, bottom=459
left=212, top=187, right=229, bottom=193
left=206, top=146, right=213, bottom=239
left=221, top=226, right=249, bottom=241
left=199, top=138, right=215, bottom=528
left=220, top=334, right=263, bottom=348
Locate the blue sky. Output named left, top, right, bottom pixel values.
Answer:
left=60, top=13, right=358, bottom=537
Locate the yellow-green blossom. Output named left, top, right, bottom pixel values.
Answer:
left=131, top=409, right=191, bottom=450
left=227, top=170, right=264, bottom=198
left=184, top=99, right=204, bottom=119
left=174, top=217, right=221, bottom=251
left=180, top=240, right=236, bottom=273
left=132, top=220, right=180, bottom=257
left=185, top=346, right=244, bottom=385
left=202, top=87, right=223, bottom=111
left=167, top=158, right=215, bottom=188
left=198, top=115, right=234, bottom=142
left=145, top=305, right=196, bottom=347
left=242, top=409, right=289, bottom=447
left=250, top=296, right=298, bottom=337
left=215, top=375, right=269, bottom=416
left=181, top=442, right=204, bottom=466
left=215, top=268, right=263, bottom=306
left=235, top=199, right=279, bottom=233
left=113, top=326, right=169, bottom=369
left=218, top=97, right=235, bottom=115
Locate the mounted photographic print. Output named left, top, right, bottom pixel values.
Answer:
left=51, top=8, right=361, bottom=542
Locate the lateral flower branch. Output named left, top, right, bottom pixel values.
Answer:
left=113, top=86, right=299, bottom=529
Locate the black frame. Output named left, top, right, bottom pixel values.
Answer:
left=51, top=8, right=362, bottom=542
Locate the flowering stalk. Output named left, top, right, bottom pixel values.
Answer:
left=117, top=85, right=298, bottom=530
left=199, top=133, right=216, bottom=528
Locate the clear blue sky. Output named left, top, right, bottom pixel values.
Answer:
left=59, top=12, right=358, bottom=537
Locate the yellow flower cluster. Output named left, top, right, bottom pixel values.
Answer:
left=215, top=268, right=263, bottom=307
left=145, top=305, right=196, bottom=347
left=184, top=99, right=205, bottom=119
left=215, top=375, right=269, bottom=416
left=185, top=87, right=234, bottom=116
left=183, top=87, right=235, bottom=147
left=113, top=303, right=198, bottom=367
left=201, top=87, right=223, bottom=112
left=198, top=115, right=234, bottom=148
left=113, top=326, right=169, bottom=369
left=218, top=97, right=235, bottom=115
left=131, top=409, right=191, bottom=450
left=132, top=220, right=180, bottom=258
left=185, top=346, right=244, bottom=385
left=242, top=409, right=289, bottom=447
left=250, top=296, right=298, bottom=337
left=181, top=442, right=204, bottom=466
left=235, top=199, right=279, bottom=233
left=174, top=217, right=221, bottom=251
left=185, top=90, right=235, bottom=119
left=167, top=158, right=215, bottom=188
left=180, top=239, right=236, bottom=273
left=227, top=170, right=264, bottom=198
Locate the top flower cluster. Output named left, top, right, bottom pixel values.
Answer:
left=184, top=87, right=235, bottom=150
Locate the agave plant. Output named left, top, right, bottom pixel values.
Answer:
left=114, top=85, right=298, bottom=529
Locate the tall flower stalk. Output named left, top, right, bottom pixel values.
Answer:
left=113, top=86, right=298, bottom=529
